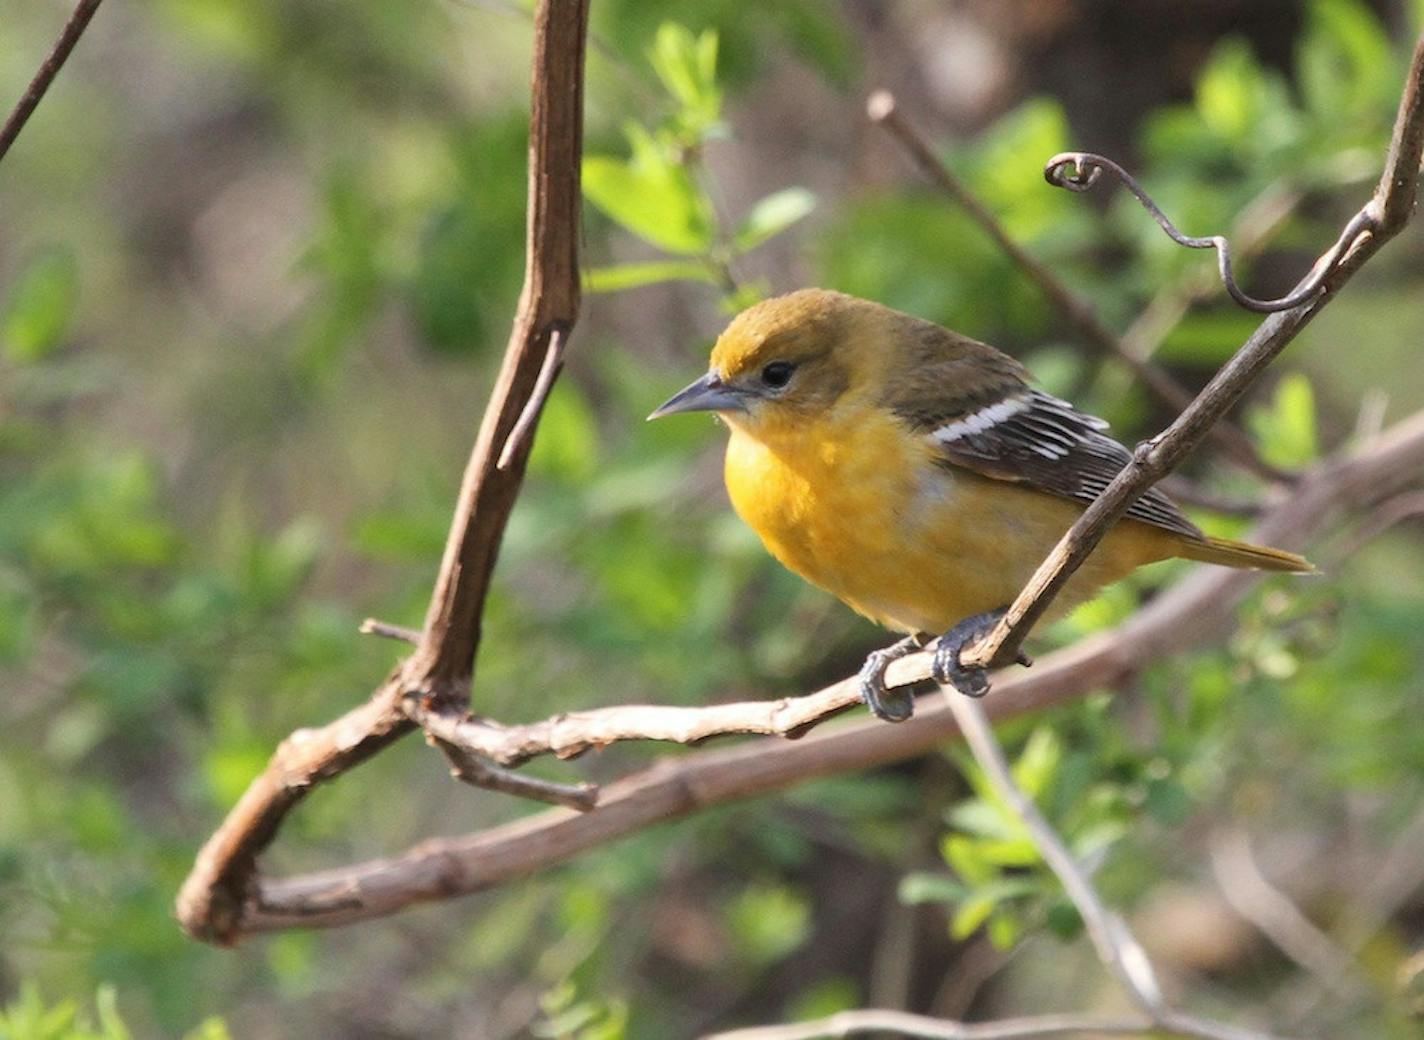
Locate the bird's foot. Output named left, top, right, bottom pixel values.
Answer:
left=858, top=635, right=925, bottom=722
left=930, top=608, right=1031, bottom=698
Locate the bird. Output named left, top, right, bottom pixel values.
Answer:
left=649, top=289, right=1313, bottom=722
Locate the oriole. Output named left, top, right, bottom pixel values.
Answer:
left=650, top=290, right=1312, bottom=722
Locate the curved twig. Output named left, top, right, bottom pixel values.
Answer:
left=964, top=39, right=1423, bottom=673
left=1044, top=152, right=1378, bottom=314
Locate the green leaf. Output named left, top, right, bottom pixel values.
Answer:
left=733, top=188, right=816, bottom=253
left=584, top=260, right=715, bottom=293
left=898, top=872, right=967, bottom=905
left=583, top=127, right=715, bottom=254
left=950, top=892, right=998, bottom=940
left=946, top=800, right=1024, bottom=843
left=1247, top=373, right=1318, bottom=468
left=986, top=909, right=1022, bottom=950
left=726, top=884, right=811, bottom=964
left=1011, top=726, right=1061, bottom=800
left=1045, top=900, right=1084, bottom=940
left=649, top=24, right=722, bottom=141
left=1, top=248, right=79, bottom=363
left=527, top=382, right=600, bottom=482
left=93, top=987, right=132, bottom=1040
left=1195, top=40, right=1266, bottom=141
left=942, top=834, right=996, bottom=887
left=1299, top=0, right=1397, bottom=121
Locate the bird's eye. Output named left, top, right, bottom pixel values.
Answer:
left=760, top=361, right=796, bottom=389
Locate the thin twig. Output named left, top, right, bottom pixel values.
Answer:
left=401, top=682, right=866, bottom=767
left=1119, top=180, right=1304, bottom=363
left=1045, top=153, right=1359, bottom=314
left=433, top=736, right=598, bottom=811
left=0, top=0, right=105, bottom=165
left=866, top=89, right=1287, bottom=484
left=360, top=618, right=421, bottom=644
left=701, top=1010, right=1212, bottom=1040
left=703, top=1008, right=1296, bottom=1040
left=200, top=409, right=1424, bottom=933
left=942, top=693, right=1164, bottom=1016
left=961, top=32, right=1424, bottom=674
left=1209, top=827, right=1358, bottom=989
left=1325, top=487, right=1424, bottom=562
left=497, top=321, right=571, bottom=470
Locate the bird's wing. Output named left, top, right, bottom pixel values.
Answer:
left=921, top=389, right=1202, bottom=540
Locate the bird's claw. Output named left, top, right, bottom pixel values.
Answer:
left=857, top=636, right=921, bottom=722
left=929, top=608, right=1023, bottom=698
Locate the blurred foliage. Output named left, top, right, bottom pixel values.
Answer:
left=1, top=0, right=1423, bottom=1037
left=582, top=24, right=815, bottom=307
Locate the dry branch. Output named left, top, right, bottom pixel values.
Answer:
left=218, top=410, right=1424, bottom=932
left=175, top=0, right=591, bottom=944
left=962, top=32, right=1424, bottom=673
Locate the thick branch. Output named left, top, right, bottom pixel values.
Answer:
left=961, top=33, right=1424, bottom=673
left=216, top=410, right=1424, bottom=932
left=405, top=0, right=588, bottom=693
left=175, top=0, right=590, bottom=944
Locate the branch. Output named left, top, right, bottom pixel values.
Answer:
left=946, top=695, right=1164, bottom=1013
left=204, top=409, right=1424, bottom=933
left=866, top=90, right=1286, bottom=483
left=701, top=1010, right=1264, bottom=1040
left=0, top=0, right=105, bottom=166
left=175, top=0, right=591, bottom=944
left=961, top=32, right=1424, bottom=673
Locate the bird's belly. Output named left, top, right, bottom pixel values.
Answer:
left=725, top=431, right=1168, bottom=635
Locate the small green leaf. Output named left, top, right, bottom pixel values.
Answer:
left=649, top=24, right=722, bottom=141
left=1011, top=726, right=1061, bottom=799
left=583, top=127, right=716, bottom=254
left=584, top=260, right=715, bottom=293
left=898, top=872, right=967, bottom=905
left=986, top=910, right=1022, bottom=950
left=1299, top=0, right=1397, bottom=120
left=942, top=834, right=996, bottom=887
left=1247, top=373, right=1318, bottom=468
left=2, top=248, right=79, bottom=363
left=950, top=892, right=998, bottom=940
left=726, top=884, right=811, bottom=964
left=1195, top=40, right=1265, bottom=141
left=733, top=188, right=816, bottom=253
left=1045, top=900, right=1084, bottom=939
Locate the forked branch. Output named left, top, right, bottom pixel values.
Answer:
left=175, top=0, right=591, bottom=944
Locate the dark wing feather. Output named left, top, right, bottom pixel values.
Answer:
left=927, top=390, right=1202, bottom=540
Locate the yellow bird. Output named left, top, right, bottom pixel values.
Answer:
left=650, top=290, right=1312, bottom=722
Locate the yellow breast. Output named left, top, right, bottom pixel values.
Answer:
left=722, top=407, right=1176, bottom=635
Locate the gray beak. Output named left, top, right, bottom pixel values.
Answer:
left=647, top=372, right=747, bottom=420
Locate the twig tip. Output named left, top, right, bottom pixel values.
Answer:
left=865, top=89, right=896, bottom=124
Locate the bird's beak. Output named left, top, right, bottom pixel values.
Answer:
left=647, top=372, right=747, bottom=420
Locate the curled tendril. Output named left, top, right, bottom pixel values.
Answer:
left=1044, top=151, right=1377, bottom=314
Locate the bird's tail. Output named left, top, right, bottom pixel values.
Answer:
left=1179, top=535, right=1315, bottom=573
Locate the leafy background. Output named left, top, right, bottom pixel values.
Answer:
left=3, top=0, right=1424, bottom=1037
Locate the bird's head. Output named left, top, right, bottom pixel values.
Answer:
left=649, top=289, right=877, bottom=436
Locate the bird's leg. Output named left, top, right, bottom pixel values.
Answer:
left=858, top=634, right=927, bottom=722
left=930, top=607, right=1032, bottom=698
